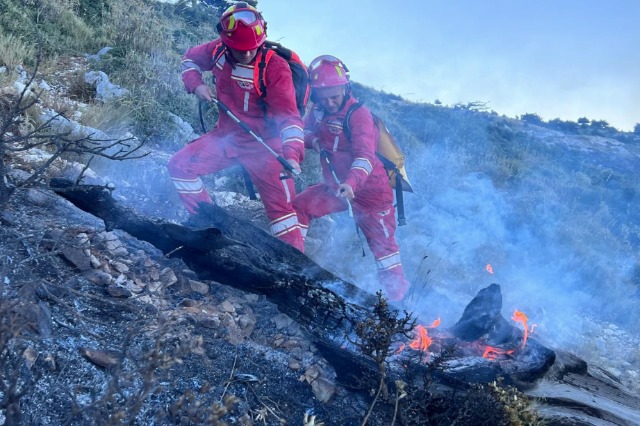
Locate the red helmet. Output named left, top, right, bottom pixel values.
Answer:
left=217, top=2, right=266, bottom=51
left=308, top=55, right=350, bottom=88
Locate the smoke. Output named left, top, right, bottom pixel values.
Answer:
left=387, top=120, right=640, bottom=364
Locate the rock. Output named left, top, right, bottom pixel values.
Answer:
left=310, top=376, right=336, bottom=403
left=289, top=358, right=301, bottom=370
left=26, top=188, right=53, bottom=206
left=111, top=261, right=129, bottom=274
left=89, top=255, right=101, bottom=269
left=61, top=246, right=92, bottom=271
left=79, top=347, right=123, bottom=369
left=272, top=313, right=294, bottom=330
left=23, top=347, right=38, bottom=369
left=84, top=269, right=113, bottom=285
left=198, top=316, right=221, bottom=329
left=106, top=283, right=132, bottom=298
left=103, top=232, right=129, bottom=257
left=189, top=280, right=209, bottom=295
left=159, top=267, right=177, bottom=287
left=178, top=298, right=199, bottom=308
left=84, top=70, right=129, bottom=101
left=237, top=313, right=256, bottom=332
left=220, top=300, right=236, bottom=314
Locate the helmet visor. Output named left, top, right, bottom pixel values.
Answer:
left=220, top=10, right=260, bottom=31
left=308, top=55, right=347, bottom=72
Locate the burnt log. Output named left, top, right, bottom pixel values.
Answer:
left=445, top=282, right=556, bottom=386
left=50, top=181, right=553, bottom=381
left=527, top=350, right=640, bottom=426
left=50, top=179, right=381, bottom=386
left=51, top=180, right=640, bottom=425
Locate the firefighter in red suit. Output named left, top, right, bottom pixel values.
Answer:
left=293, top=56, right=410, bottom=301
left=168, top=2, right=305, bottom=251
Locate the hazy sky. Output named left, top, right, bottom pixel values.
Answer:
left=260, top=1, right=640, bottom=131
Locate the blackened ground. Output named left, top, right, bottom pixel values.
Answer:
left=0, top=188, right=403, bottom=425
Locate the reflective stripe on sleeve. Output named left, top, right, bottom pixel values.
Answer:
left=281, top=125, right=304, bottom=143
left=181, top=60, right=203, bottom=75
left=351, top=157, right=373, bottom=175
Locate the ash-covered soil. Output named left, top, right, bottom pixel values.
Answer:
left=0, top=187, right=383, bottom=425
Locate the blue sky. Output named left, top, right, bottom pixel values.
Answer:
left=260, top=1, right=640, bottom=131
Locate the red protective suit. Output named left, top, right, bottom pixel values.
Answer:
left=168, top=39, right=305, bottom=252
left=293, top=96, right=410, bottom=301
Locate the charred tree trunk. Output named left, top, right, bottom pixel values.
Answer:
left=50, top=180, right=640, bottom=426
left=50, top=179, right=381, bottom=386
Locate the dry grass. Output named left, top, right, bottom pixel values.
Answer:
left=0, top=34, right=36, bottom=69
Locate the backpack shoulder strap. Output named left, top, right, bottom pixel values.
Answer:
left=212, top=43, right=226, bottom=67
left=342, top=101, right=364, bottom=141
left=255, top=45, right=275, bottom=99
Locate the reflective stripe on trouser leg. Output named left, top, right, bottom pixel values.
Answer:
left=376, top=252, right=409, bottom=301
left=270, top=212, right=301, bottom=238
left=299, top=223, right=309, bottom=238
left=356, top=206, right=409, bottom=301
left=240, top=148, right=304, bottom=252
left=167, top=132, right=233, bottom=215
left=170, top=176, right=212, bottom=214
left=376, top=251, right=402, bottom=271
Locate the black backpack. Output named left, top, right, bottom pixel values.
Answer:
left=213, top=41, right=310, bottom=117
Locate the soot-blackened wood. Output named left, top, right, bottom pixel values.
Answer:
left=51, top=181, right=640, bottom=424
left=447, top=284, right=640, bottom=425
left=450, top=283, right=516, bottom=343
left=53, top=181, right=611, bottom=396
left=51, top=179, right=380, bottom=386
left=444, top=283, right=556, bottom=385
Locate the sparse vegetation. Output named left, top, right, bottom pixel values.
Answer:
left=350, top=292, right=415, bottom=424
left=0, top=57, right=146, bottom=209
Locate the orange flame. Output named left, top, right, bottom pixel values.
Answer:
left=482, top=309, right=536, bottom=360
left=486, top=264, right=494, bottom=274
left=397, top=318, right=441, bottom=355
left=483, top=345, right=514, bottom=360
left=512, top=310, right=529, bottom=348
left=409, top=325, right=432, bottom=351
